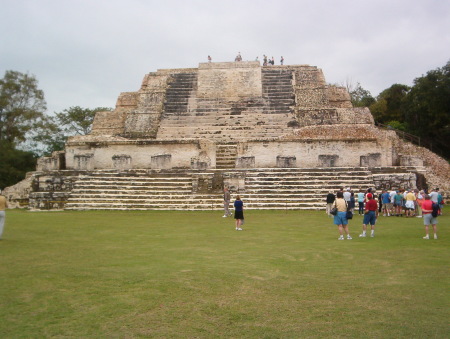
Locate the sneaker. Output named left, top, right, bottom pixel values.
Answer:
left=370, top=233, right=374, bottom=237
left=383, top=214, right=386, bottom=216
left=347, top=235, right=352, bottom=240
left=338, top=235, right=344, bottom=240
left=416, top=216, right=422, bottom=218
left=223, top=215, right=227, bottom=218
left=423, top=235, right=429, bottom=239
left=237, top=228, right=243, bottom=231
left=359, top=233, right=366, bottom=237
left=434, top=234, right=438, bottom=240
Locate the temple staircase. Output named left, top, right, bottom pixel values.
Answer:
left=64, top=167, right=375, bottom=211
left=156, top=67, right=297, bottom=141
left=216, top=143, right=237, bottom=169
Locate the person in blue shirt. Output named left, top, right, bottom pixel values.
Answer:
left=233, top=195, right=244, bottom=231
left=381, top=190, right=392, bottom=216
left=357, top=190, right=365, bottom=215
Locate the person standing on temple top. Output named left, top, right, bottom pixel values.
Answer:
left=208, top=55, right=212, bottom=62
left=263, top=55, right=268, bottom=66
left=235, top=52, right=242, bottom=62
left=280, top=56, right=284, bottom=65
left=326, top=191, right=336, bottom=217
left=271, top=56, right=275, bottom=65
left=234, top=195, right=244, bottom=231
left=360, top=193, right=378, bottom=238
left=222, top=187, right=232, bottom=217
left=332, top=191, right=352, bottom=240
left=0, top=191, right=8, bottom=240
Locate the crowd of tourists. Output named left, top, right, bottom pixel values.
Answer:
left=326, top=187, right=444, bottom=240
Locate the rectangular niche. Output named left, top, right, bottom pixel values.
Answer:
left=318, top=155, right=339, bottom=167
left=74, top=154, right=94, bottom=170
left=151, top=154, right=172, bottom=169
left=112, top=154, right=132, bottom=170
left=360, top=153, right=381, bottom=167
left=235, top=156, right=255, bottom=168
left=276, top=156, right=297, bottom=168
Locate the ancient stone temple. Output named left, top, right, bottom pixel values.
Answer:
left=5, top=61, right=449, bottom=210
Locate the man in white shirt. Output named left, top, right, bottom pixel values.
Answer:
left=343, top=188, right=351, bottom=203
left=429, top=188, right=439, bottom=204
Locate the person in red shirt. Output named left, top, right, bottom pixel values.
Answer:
left=359, top=193, right=378, bottom=237
left=421, top=195, right=438, bottom=239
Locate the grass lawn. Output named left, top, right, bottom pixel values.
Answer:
left=0, top=209, right=448, bottom=338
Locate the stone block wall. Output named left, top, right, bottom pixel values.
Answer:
left=240, top=140, right=391, bottom=168
left=372, top=173, right=418, bottom=191
left=36, top=151, right=65, bottom=171
left=197, top=62, right=262, bottom=100
left=327, top=86, right=353, bottom=108
left=65, top=140, right=216, bottom=170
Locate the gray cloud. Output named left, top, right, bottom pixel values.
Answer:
left=1, top=0, right=449, bottom=114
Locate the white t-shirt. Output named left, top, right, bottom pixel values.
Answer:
left=429, top=191, right=439, bottom=203
left=343, top=191, right=351, bottom=201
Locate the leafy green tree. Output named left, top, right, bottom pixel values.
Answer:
left=404, top=60, right=450, bottom=158
left=0, top=141, right=37, bottom=189
left=55, top=106, right=112, bottom=136
left=370, top=84, right=410, bottom=124
left=0, top=71, right=47, bottom=146
left=348, top=82, right=376, bottom=107
left=29, top=115, right=66, bottom=156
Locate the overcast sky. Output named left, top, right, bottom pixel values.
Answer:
left=1, top=0, right=449, bottom=114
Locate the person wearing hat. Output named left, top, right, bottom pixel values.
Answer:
left=0, top=191, right=8, bottom=240
left=360, top=193, right=378, bottom=237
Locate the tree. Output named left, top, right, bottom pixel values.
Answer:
left=370, top=84, right=410, bottom=124
left=0, top=141, right=37, bottom=189
left=0, top=71, right=47, bottom=146
left=55, top=106, right=112, bottom=136
left=347, top=81, right=376, bottom=107
left=404, top=60, right=450, bottom=158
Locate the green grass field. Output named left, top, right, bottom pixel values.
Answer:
left=0, top=209, right=448, bottom=338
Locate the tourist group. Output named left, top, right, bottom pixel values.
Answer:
left=326, top=187, right=443, bottom=240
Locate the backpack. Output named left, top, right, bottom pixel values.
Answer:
left=431, top=202, right=439, bottom=218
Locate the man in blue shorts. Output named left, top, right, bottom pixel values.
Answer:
left=360, top=193, right=378, bottom=237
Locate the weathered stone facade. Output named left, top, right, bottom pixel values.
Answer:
left=4, top=61, right=449, bottom=210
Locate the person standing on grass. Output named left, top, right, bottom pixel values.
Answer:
left=234, top=195, right=244, bottom=231
left=394, top=190, right=404, bottom=216
left=421, top=195, right=438, bottom=239
left=360, top=193, right=378, bottom=238
left=333, top=191, right=352, bottom=240
left=326, top=191, right=335, bottom=217
left=223, top=187, right=232, bottom=217
left=415, top=189, right=424, bottom=218
left=405, top=189, right=416, bottom=217
left=381, top=190, right=392, bottom=216
left=0, top=191, right=8, bottom=240
left=437, top=190, right=444, bottom=215
left=357, top=189, right=365, bottom=215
